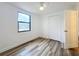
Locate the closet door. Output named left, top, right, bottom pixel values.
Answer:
left=64, top=10, right=78, bottom=49
left=48, top=14, right=64, bottom=43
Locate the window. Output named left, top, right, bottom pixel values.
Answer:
left=18, top=12, right=31, bottom=32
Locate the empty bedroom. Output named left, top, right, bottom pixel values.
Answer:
left=0, top=2, right=79, bottom=56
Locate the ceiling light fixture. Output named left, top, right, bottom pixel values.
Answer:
left=40, top=6, right=44, bottom=11
left=39, top=2, right=46, bottom=11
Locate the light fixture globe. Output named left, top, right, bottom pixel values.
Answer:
left=40, top=6, right=44, bottom=11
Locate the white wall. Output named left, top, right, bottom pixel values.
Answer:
left=0, top=3, right=42, bottom=53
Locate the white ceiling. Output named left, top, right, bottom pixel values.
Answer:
left=9, top=2, right=77, bottom=14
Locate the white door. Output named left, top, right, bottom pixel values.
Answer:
left=48, top=14, right=64, bottom=43
left=64, top=10, right=78, bottom=49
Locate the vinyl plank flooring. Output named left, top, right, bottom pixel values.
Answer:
left=7, top=38, right=64, bottom=56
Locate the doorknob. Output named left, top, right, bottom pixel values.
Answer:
left=64, top=30, right=68, bottom=32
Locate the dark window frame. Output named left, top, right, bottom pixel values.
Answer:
left=17, top=12, right=31, bottom=32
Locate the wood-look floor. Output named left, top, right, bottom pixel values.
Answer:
left=6, top=38, right=63, bottom=56
left=1, top=38, right=70, bottom=56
